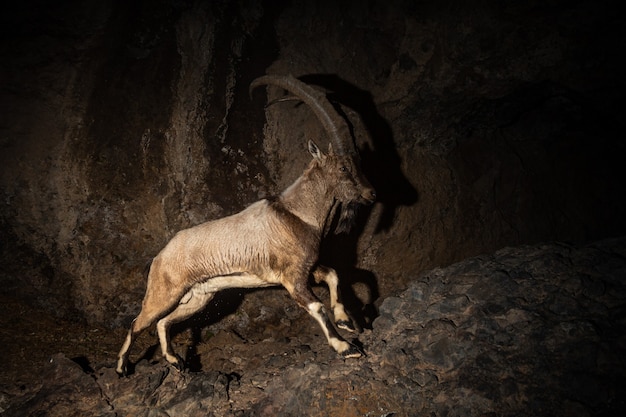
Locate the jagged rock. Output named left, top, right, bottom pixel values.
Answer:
left=364, top=238, right=626, bottom=416
left=3, top=238, right=624, bottom=416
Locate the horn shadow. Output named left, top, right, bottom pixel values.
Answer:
left=300, top=74, right=418, bottom=328
left=299, top=73, right=418, bottom=232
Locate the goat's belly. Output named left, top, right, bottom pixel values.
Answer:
left=193, top=273, right=278, bottom=295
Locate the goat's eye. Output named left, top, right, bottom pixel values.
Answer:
left=339, top=166, right=348, bottom=173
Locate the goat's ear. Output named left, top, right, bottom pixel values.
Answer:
left=308, top=140, right=325, bottom=160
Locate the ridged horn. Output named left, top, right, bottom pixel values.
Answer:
left=250, top=74, right=354, bottom=156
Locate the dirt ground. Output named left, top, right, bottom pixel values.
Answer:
left=0, top=295, right=129, bottom=389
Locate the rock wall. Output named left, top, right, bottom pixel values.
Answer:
left=1, top=0, right=625, bottom=328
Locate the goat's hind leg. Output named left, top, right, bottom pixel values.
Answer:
left=116, top=306, right=164, bottom=376
left=312, top=265, right=357, bottom=333
left=156, top=288, right=215, bottom=371
left=116, top=282, right=185, bottom=376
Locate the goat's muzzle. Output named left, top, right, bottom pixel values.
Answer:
left=360, top=188, right=377, bottom=205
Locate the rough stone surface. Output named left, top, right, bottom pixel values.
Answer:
left=2, top=238, right=624, bottom=416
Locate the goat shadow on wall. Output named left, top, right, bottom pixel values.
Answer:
left=301, top=74, right=419, bottom=330
left=300, top=74, right=419, bottom=232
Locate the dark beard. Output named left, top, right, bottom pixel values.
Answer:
left=334, top=201, right=360, bottom=234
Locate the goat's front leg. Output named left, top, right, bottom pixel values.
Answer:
left=312, top=265, right=357, bottom=333
left=286, top=280, right=362, bottom=358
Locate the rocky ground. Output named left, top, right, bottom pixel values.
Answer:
left=1, top=237, right=625, bottom=416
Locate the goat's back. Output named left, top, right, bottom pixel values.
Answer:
left=150, top=199, right=318, bottom=286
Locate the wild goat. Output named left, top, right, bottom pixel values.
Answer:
left=116, top=75, right=376, bottom=376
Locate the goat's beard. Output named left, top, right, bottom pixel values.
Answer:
left=325, top=201, right=361, bottom=235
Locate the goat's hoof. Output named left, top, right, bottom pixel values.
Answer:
left=340, top=345, right=363, bottom=359
left=170, top=354, right=185, bottom=372
left=336, top=319, right=357, bottom=333
left=116, top=360, right=129, bottom=377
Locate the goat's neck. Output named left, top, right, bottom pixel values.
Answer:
left=278, top=168, right=336, bottom=234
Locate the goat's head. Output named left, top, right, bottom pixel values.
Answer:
left=250, top=75, right=376, bottom=233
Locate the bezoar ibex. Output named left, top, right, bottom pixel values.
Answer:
left=116, top=74, right=376, bottom=376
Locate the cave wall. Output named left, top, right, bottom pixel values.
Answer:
left=1, top=0, right=624, bottom=327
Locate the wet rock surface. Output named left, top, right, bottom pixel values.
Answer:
left=3, top=237, right=625, bottom=416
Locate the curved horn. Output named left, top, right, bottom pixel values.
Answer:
left=250, top=74, right=354, bottom=155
